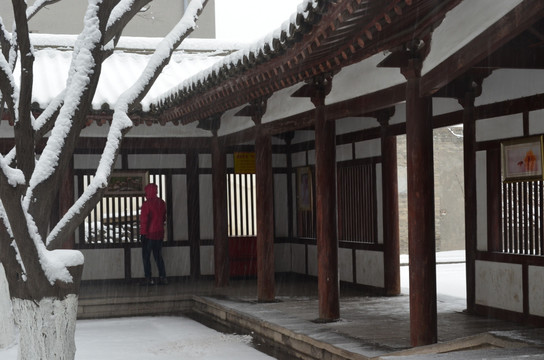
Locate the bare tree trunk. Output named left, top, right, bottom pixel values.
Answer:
left=12, top=295, right=78, bottom=360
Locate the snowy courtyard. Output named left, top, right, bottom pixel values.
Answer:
left=0, top=251, right=466, bottom=359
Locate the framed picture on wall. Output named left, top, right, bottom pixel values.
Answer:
left=297, top=167, right=313, bottom=211
left=502, top=136, right=544, bottom=182
left=105, top=171, right=149, bottom=196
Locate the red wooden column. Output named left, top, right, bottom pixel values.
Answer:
left=313, top=76, right=339, bottom=321
left=252, top=103, right=276, bottom=302
left=402, top=58, right=437, bottom=346
left=377, top=108, right=400, bottom=296
left=211, top=127, right=229, bottom=287
left=186, top=151, right=201, bottom=279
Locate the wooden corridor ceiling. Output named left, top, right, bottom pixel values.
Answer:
left=153, top=0, right=462, bottom=126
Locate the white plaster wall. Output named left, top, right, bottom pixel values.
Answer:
left=476, top=114, right=523, bottom=142
left=475, top=260, right=523, bottom=313
left=200, top=246, right=214, bottom=275
left=81, top=249, right=124, bottom=280
left=291, top=243, right=306, bottom=274
left=128, top=154, right=185, bottom=169
left=355, top=138, right=381, bottom=159
left=274, top=174, right=289, bottom=237
left=172, top=175, right=188, bottom=241
left=529, top=265, right=544, bottom=317
left=292, top=130, right=315, bottom=144
left=338, top=248, right=353, bottom=283
left=199, top=174, right=214, bottom=239
left=477, top=69, right=544, bottom=106
left=274, top=243, right=292, bottom=272
left=272, top=153, right=287, bottom=168
left=130, top=246, right=190, bottom=278
left=291, top=152, right=307, bottom=168
left=292, top=173, right=298, bottom=238
left=74, top=154, right=122, bottom=170
left=308, top=149, right=316, bottom=165
left=163, top=247, right=191, bottom=277
left=390, top=103, right=406, bottom=125
left=355, top=250, right=384, bottom=288
left=376, top=163, right=384, bottom=245
left=199, top=154, right=212, bottom=168
left=336, top=143, right=353, bottom=162
left=476, top=151, right=488, bottom=251
left=529, top=109, right=544, bottom=135
left=307, top=245, right=318, bottom=277
left=433, top=98, right=463, bottom=116
left=336, top=117, right=377, bottom=134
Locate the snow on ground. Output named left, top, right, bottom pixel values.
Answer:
left=0, top=251, right=465, bottom=359
left=0, top=315, right=274, bottom=359
left=401, top=250, right=467, bottom=300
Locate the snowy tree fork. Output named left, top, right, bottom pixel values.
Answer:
left=0, top=0, right=208, bottom=358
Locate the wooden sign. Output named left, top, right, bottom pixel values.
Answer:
left=234, top=152, right=256, bottom=174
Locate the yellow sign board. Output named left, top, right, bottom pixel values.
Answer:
left=234, top=152, right=256, bottom=174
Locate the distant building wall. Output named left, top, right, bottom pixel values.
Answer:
left=397, top=126, right=465, bottom=255
left=0, top=0, right=216, bottom=38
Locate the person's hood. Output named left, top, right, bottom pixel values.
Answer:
left=145, top=183, right=158, bottom=200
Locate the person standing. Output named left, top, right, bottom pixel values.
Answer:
left=140, top=183, right=167, bottom=285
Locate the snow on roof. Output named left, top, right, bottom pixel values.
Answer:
left=24, top=34, right=243, bottom=112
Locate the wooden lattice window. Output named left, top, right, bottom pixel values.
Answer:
left=227, top=173, right=257, bottom=237
left=78, top=173, right=166, bottom=245
left=337, top=162, right=377, bottom=244
left=501, top=180, right=544, bottom=255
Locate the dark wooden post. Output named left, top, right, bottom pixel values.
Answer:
left=186, top=151, right=201, bottom=279
left=313, top=76, right=339, bottom=321
left=251, top=100, right=276, bottom=302
left=210, top=125, right=229, bottom=287
left=377, top=108, right=400, bottom=296
left=402, top=57, right=437, bottom=346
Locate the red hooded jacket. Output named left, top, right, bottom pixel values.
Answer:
left=140, top=183, right=166, bottom=241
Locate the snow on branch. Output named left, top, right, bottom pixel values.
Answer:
left=26, top=0, right=62, bottom=21
left=46, top=0, right=208, bottom=250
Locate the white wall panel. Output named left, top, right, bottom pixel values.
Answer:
left=81, top=249, right=124, bottom=280
left=200, top=246, right=214, bottom=275
left=274, top=243, right=292, bottom=272
left=172, top=175, right=188, bottom=241
left=199, top=154, right=212, bottom=168
left=376, top=163, right=384, bottom=244
left=272, top=153, right=287, bottom=168
left=274, top=174, right=289, bottom=237
left=336, top=143, right=353, bottom=162
left=291, top=244, right=306, bottom=274
left=339, top=248, right=353, bottom=282
left=529, top=265, right=544, bottom=317
left=291, top=152, right=307, bottom=168
left=74, top=154, right=122, bottom=170
left=128, top=154, right=185, bottom=169
left=355, top=250, right=384, bottom=288
left=476, top=114, right=523, bottom=142
left=476, top=151, right=488, bottom=251
left=355, top=138, right=381, bottom=159
left=475, top=260, right=523, bottom=313
left=199, top=174, right=214, bottom=239
left=307, top=245, right=318, bottom=276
